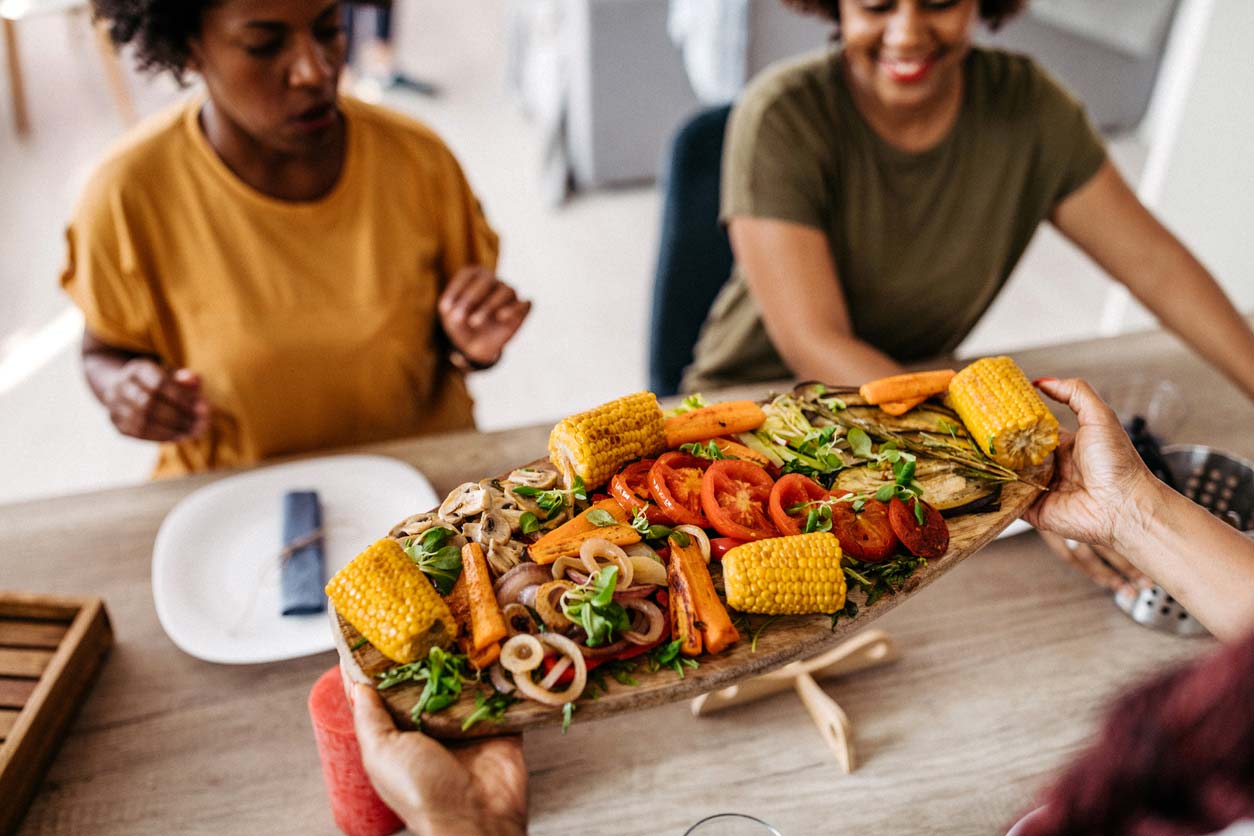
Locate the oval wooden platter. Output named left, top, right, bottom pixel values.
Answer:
left=333, top=457, right=1052, bottom=739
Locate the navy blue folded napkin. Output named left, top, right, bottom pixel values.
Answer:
left=281, top=490, right=326, bottom=616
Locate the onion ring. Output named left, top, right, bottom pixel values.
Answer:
left=675, top=524, right=711, bottom=562
left=621, top=598, right=664, bottom=645
left=502, top=602, right=537, bottom=636
left=579, top=538, right=634, bottom=588
left=539, top=655, right=571, bottom=690
left=551, top=556, right=585, bottom=582
left=494, top=562, right=553, bottom=605
left=534, top=580, right=574, bottom=630
left=628, top=554, right=667, bottom=586
left=488, top=663, right=515, bottom=694
left=518, top=584, right=539, bottom=609
left=511, top=632, right=587, bottom=707
left=500, top=634, right=544, bottom=674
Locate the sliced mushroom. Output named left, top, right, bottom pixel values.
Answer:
left=486, top=539, right=525, bottom=576
left=508, top=467, right=559, bottom=490
left=439, top=482, right=488, bottom=522
left=478, top=509, right=512, bottom=546
left=479, top=478, right=511, bottom=510
left=462, top=522, right=482, bottom=543
left=388, top=512, right=441, bottom=539
left=497, top=506, right=528, bottom=533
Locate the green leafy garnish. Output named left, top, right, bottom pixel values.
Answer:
left=586, top=508, right=617, bottom=528
left=680, top=440, right=730, bottom=460
left=669, top=529, right=691, bottom=548
left=461, top=688, right=519, bottom=731
left=804, top=503, right=833, bottom=534
left=571, top=476, right=588, bottom=502
left=519, top=511, right=542, bottom=535
left=350, top=636, right=368, bottom=651
left=561, top=566, right=630, bottom=647
left=669, top=393, right=709, bottom=416
left=377, top=646, right=470, bottom=728
left=843, top=555, right=927, bottom=607
left=633, top=508, right=677, bottom=541
left=561, top=701, right=575, bottom=733
left=511, top=485, right=567, bottom=518
left=402, top=528, right=463, bottom=595
left=645, top=638, right=700, bottom=678
left=829, top=599, right=859, bottom=630
left=750, top=616, right=781, bottom=652
left=847, top=426, right=873, bottom=460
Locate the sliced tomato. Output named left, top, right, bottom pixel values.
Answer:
left=610, top=459, right=671, bottom=523
left=700, top=459, right=777, bottom=541
left=768, top=474, right=832, bottom=535
left=830, top=497, right=899, bottom=563
left=888, top=497, right=949, bottom=558
left=710, top=537, right=747, bottom=560
left=648, top=452, right=711, bottom=527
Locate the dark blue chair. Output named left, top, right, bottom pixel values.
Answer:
left=648, top=104, right=734, bottom=397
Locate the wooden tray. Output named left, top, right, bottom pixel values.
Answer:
left=335, top=457, right=1050, bottom=739
left=0, top=592, right=113, bottom=836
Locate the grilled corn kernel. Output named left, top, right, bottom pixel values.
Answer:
left=722, top=533, right=846, bottom=615
left=548, top=391, right=666, bottom=489
left=326, top=538, right=456, bottom=664
left=947, top=356, right=1059, bottom=470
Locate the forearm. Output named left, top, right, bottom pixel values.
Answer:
left=1117, top=480, right=1254, bottom=641
left=778, top=331, right=904, bottom=386
left=1122, top=244, right=1254, bottom=399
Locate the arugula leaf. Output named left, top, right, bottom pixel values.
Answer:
left=586, top=508, right=617, bottom=528
left=402, top=528, right=463, bottom=595
left=377, top=646, right=470, bottom=729
left=461, top=689, right=519, bottom=731
left=519, top=511, right=542, bottom=535
left=561, top=701, right=575, bottom=733
left=843, top=555, right=927, bottom=608
left=829, top=599, right=859, bottom=630
left=645, top=638, right=700, bottom=678
left=561, top=566, right=630, bottom=647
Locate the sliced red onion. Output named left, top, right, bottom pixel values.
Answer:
left=494, top=562, right=554, bottom=605
left=566, top=570, right=590, bottom=586
left=628, top=554, right=667, bottom=586
left=622, top=598, right=664, bottom=645
left=488, top=663, right=515, bottom=694
left=517, top=584, right=540, bottom=609
left=511, top=633, right=587, bottom=707
left=500, top=633, right=544, bottom=674
left=539, top=655, right=571, bottom=690
left=502, top=602, right=537, bottom=635
left=612, top=584, right=657, bottom=600
left=579, top=538, right=634, bottom=588
left=551, top=556, right=584, bottom=582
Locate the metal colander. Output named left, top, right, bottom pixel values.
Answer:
left=1116, top=444, right=1254, bottom=637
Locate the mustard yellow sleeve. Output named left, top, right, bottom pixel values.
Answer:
left=59, top=174, right=158, bottom=355
left=434, top=146, right=500, bottom=283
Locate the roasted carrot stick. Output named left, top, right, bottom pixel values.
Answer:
left=461, top=634, right=501, bottom=670
left=859, top=369, right=955, bottom=406
left=670, top=540, right=740, bottom=654
left=666, top=555, right=703, bottom=657
left=664, top=401, right=766, bottom=448
left=709, top=437, right=774, bottom=468
left=877, top=396, right=927, bottom=416
left=527, top=498, right=641, bottom=564
left=461, top=542, right=508, bottom=651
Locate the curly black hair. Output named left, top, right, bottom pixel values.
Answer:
left=784, top=0, right=1027, bottom=32
left=92, top=0, right=221, bottom=81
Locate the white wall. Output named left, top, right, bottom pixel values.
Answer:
left=1111, top=0, right=1254, bottom=331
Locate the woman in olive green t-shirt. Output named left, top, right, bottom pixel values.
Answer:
left=684, top=0, right=1254, bottom=401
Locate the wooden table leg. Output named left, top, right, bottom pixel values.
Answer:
left=3, top=17, right=30, bottom=137
left=93, top=19, right=135, bottom=126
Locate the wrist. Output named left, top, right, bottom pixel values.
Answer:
left=414, top=810, right=525, bottom=836
left=449, top=349, right=500, bottom=372
left=1112, top=474, right=1171, bottom=557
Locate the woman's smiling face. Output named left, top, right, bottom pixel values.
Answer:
left=838, top=0, right=978, bottom=113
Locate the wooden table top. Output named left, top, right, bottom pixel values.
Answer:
left=4, top=323, right=1250, bottom=836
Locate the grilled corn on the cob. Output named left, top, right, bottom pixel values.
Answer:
left=548, top=391, right=666, bottom=489
left=325, top=538, right=456, bottom=664
left=947, top=356, right=1059, bottom=470
left=722, top=533, right=846, bottom=615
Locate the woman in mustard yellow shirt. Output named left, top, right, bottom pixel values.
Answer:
left=63, top=0, right=529, bottom=476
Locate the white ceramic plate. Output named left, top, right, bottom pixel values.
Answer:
left=152, top=454, right=437, bottom=664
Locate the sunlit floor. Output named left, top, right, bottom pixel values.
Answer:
left=0, top=2, right=1139, bottom=505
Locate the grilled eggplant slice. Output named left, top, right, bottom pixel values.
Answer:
left=832, top=461, right=1003, bottom=515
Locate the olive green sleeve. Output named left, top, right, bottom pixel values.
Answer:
left=721, top=85, right=832, bottom=231
left=1033, top=64, right=1108, bottom=205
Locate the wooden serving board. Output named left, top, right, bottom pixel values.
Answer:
left=0, top=592, right=113, bottom=835
left=334, top=458, right=1051, bottom=739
